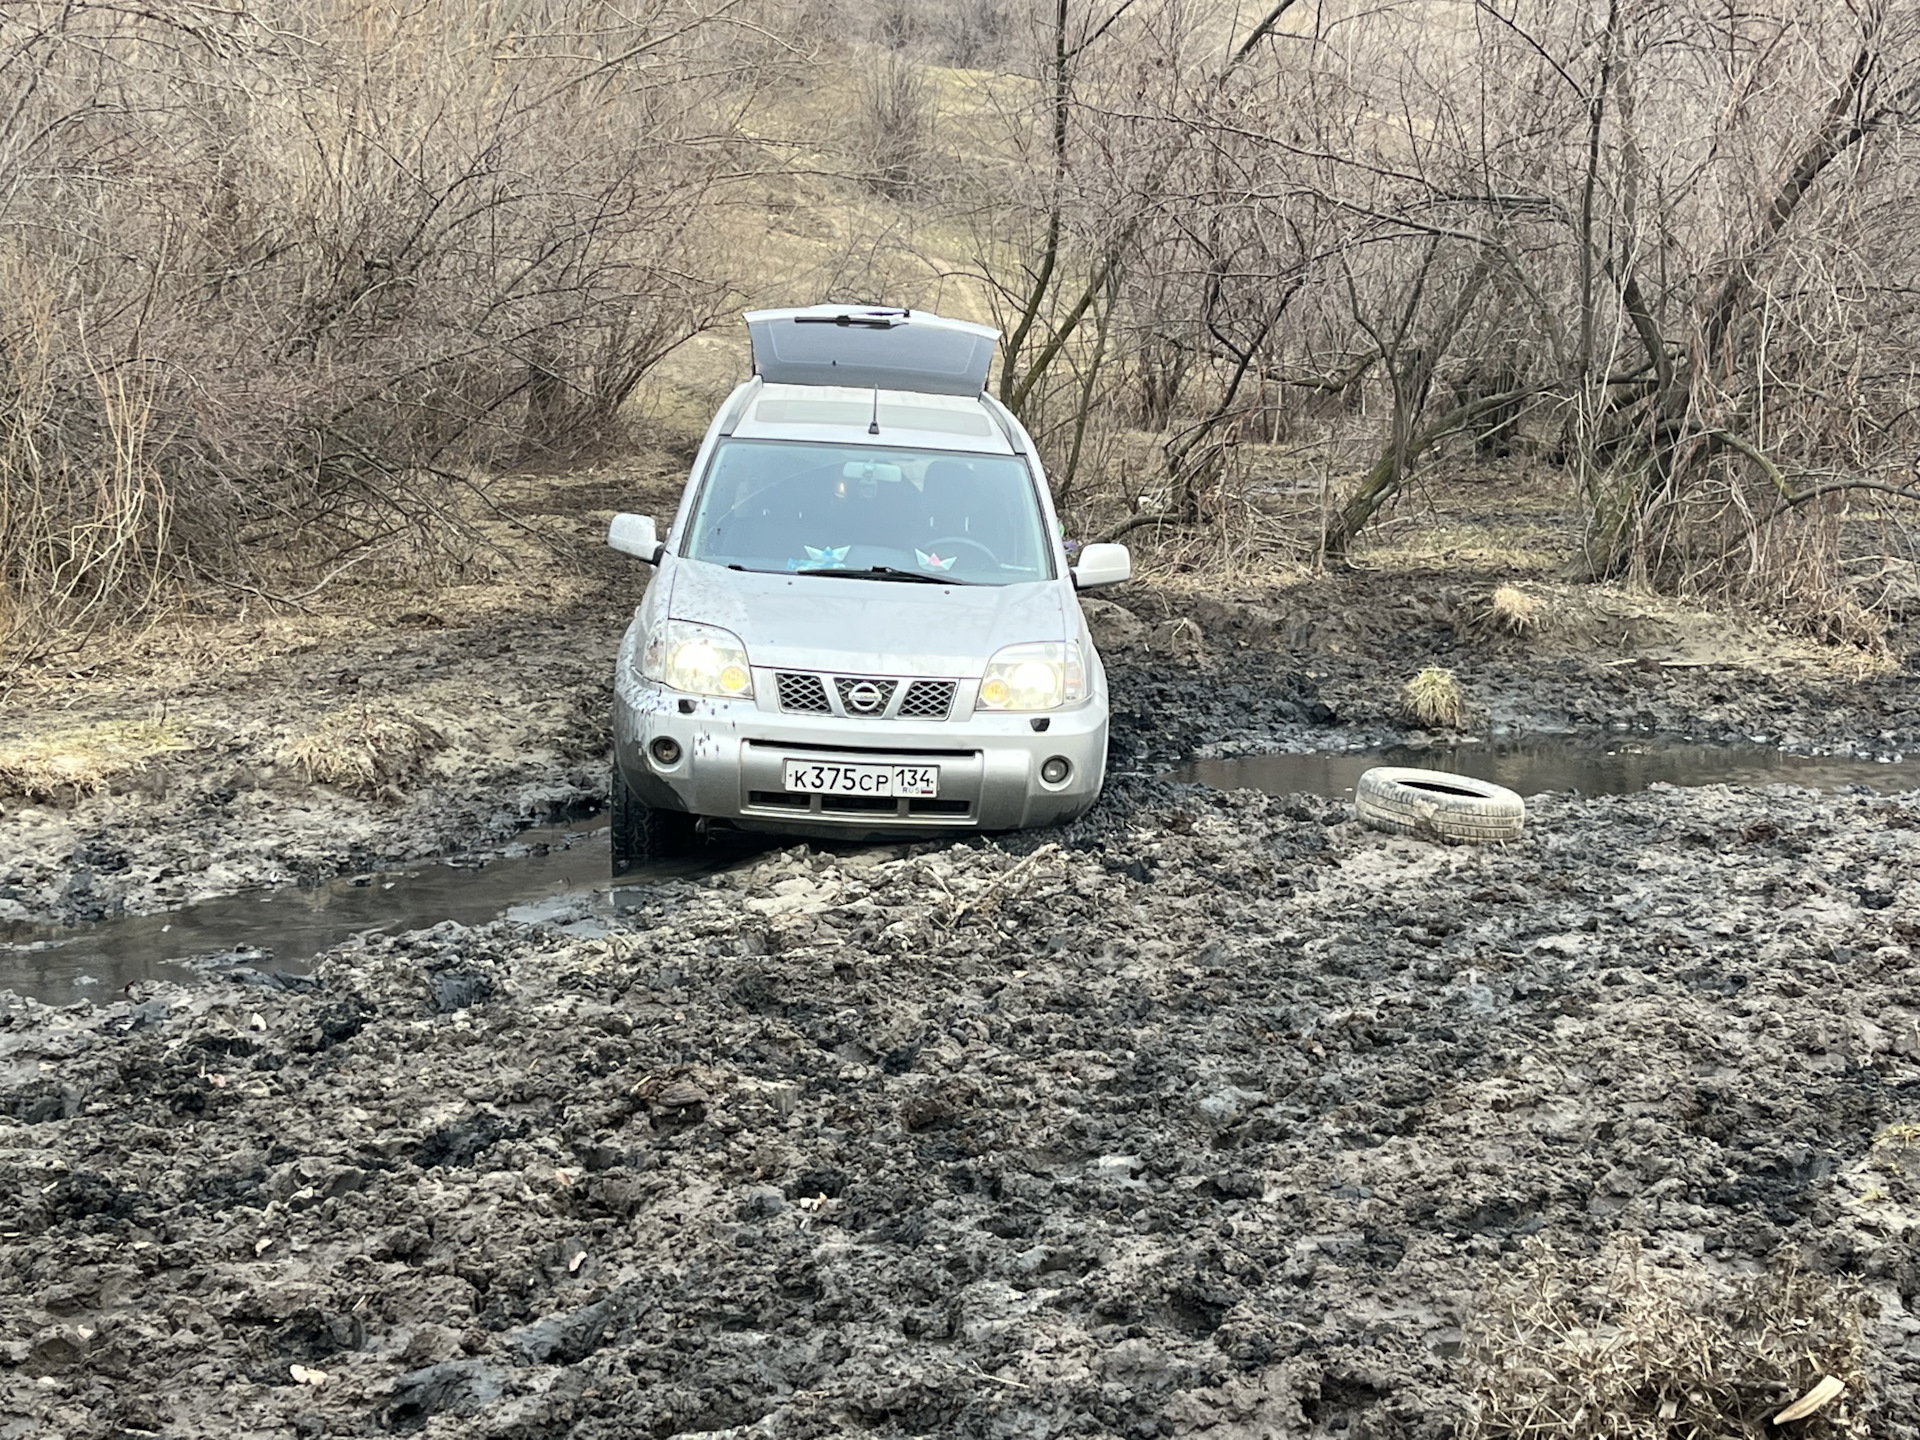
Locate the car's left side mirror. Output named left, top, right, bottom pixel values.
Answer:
left=608, top=513, right=663, bottom=564
left=1071, top=542, right=1130, bottom=589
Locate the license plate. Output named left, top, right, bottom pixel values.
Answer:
left=783, top=761, right=939, bottom=798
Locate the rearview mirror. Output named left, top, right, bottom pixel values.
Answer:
left=1071, top=542, right=1130, bottom=590
left=608, top=513, right=662, bottom=564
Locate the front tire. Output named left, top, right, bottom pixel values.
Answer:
left=611, top=759, right=697, bottom=874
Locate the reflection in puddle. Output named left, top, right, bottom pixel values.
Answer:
left=1169, top=737, right=1920, bottom=802
left=1, top=818, right=720, bottom=1008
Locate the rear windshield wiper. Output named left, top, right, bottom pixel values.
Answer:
left=793, top=565, right=977, bottom=585
left=792, top=312, right=905, bottom=329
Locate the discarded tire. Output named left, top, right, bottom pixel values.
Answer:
left=1354, top=766, right=1525, bottom=843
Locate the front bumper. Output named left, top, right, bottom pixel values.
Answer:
left=614, top=669, right=1107, bottom=838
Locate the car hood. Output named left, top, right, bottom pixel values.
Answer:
left=669, top=561, right=1069, bottom=675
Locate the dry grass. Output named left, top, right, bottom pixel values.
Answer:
left=1773, top=580, right=1889, bottom=656
left=1402, top=666, right=1468, bottom=728
left=1489, top=583, right=1546, bottom=636
left=0, top=720, right=189, bottom=800
left=279, top=703, right=445, bottom=797
left=1463, top=1239, right=1871, bottom=1440
left=1349, top=518, right=1574, bottom=575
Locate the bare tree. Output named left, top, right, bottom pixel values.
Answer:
left=0, top=0, right=749, bottom=661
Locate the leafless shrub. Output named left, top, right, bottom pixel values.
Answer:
left=1463, top=1240, right=1871, bottom=1440
left=870, top=0, right=919, bottom=50
left=937, top=0, right=1015, bottom=69
left=953, top=0, right=1920, bottom=613
left=855, top=51, right=934, bottom=199
left=0, top=0, right=742, bottom=666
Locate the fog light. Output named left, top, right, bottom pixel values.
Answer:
left=650, top=737, right=683, bottom=766
left=1040, top=756, right=1071, bottom=785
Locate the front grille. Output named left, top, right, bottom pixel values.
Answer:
left=909, top=798, right=970, bottom=815
left=747, top=739, right=978, bottom=758
left=820, top=794, right=899, bottom=814
left=741, top=787, right=977, bottom=823
left=776, top=672, right=831, bottom=713
left=898, top=679, right=956, bottom=720
left=834, top=676, right=898, bottom=717
left=747, top=789, right=810, bottom=810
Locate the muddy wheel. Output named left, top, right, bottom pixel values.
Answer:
left=610, top=760, right=696, bottom=874
left=1354, top=766, right=1525, bottom=843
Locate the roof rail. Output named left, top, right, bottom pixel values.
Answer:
left=716, top=378, right=760, bottom=437
left=979, top=393, right=1029, bottom=455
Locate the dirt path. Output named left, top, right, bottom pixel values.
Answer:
left=2, top=778, right=1917, bottom=1437
left=5, top=569, right=1913, bottom=930
left=4, top=571, right=1919, bottom=1437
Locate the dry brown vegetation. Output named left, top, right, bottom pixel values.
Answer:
left=278, top=701, right=446, bottom=798
left=1401, top=664, right=1469, bottom=728
left=0, top=0, right=751, bottom=669
left=1489, top=584, right=1547, bottom=636
left=0, top=720, right=188, bottom=801
left=4, top=0, right=1918, bottom=669
left=1462, top=1241, right=1871, bottom=1440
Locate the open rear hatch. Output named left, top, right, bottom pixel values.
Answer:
left=745, top=306, right=999, bottom=396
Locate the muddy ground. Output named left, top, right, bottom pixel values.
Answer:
left=4, top=563, right=1920, bottom=1437
left=5, top=773, right=1920, bottom=1438
left=5, top=565, right=1919, bottom=928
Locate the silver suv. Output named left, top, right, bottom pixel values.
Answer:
left=605, top=305, right=1131, bottom=869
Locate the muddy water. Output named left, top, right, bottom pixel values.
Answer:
left=13, top=737, right=1916, bottom=1009
left=0, top=819, right=715, bottom=1007
left=1170, top=734, right=1920, bottom=800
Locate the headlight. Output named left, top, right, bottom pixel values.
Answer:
left=976, top=641, right=1085, bottom=711
left=641, top=619, right=754, bottom=699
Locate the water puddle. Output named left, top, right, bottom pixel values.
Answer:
left=16, top=736, right=1915, bottom=1007
left=1, top=818, right=718, bottom=1008
left=1169, top=736, right=1920, bottom=802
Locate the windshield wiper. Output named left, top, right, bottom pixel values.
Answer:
left=793, top=565, right=976, bottom=585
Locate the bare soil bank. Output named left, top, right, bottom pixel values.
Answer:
left=3, top=779, right=1918, bottom=1437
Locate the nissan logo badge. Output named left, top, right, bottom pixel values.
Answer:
left=846, top=682, right=884, bottom=714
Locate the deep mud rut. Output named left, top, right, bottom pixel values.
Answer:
left=3, top=572, right=1920, bottom=1438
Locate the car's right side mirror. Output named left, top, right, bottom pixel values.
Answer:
left=1071, top=542, right=1130, bottom=589
left=608, top=513, right=662, bottom=564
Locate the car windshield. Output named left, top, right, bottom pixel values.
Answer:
left=681, top=440, right=1054, bottom=585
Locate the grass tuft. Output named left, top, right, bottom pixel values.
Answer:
left=1401, top=666, right=1467, bottom=729
left=0, top=720, right=189, bottom=800
left=1489, top=583, right=1546, bottom=636
left=280, top=703, right=444, bottom=796
left=1463, top=1239, right=1870, bottom=1440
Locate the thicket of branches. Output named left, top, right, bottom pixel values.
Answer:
left=6, top=0, right=1919, bottom=654
left=0, top=0, right=746, bottom=660
left=923, top=0, right=1920, bottom=632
